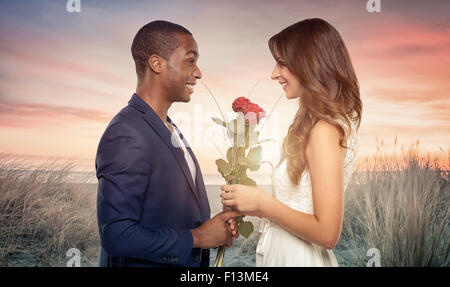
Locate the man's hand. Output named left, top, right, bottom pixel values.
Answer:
left=223, top=205, right=239, bottom=241
left=190, top=211, right=241, bottom=249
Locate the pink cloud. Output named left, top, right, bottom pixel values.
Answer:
left=350, top=19, right=450, bottom=71
left=368, top=86, right=449, bottom=105
left=0, top=46, right=133, bottom=88
left=0, top=99, right=111, bottom=129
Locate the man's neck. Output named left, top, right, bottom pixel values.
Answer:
left=136, top=81, right=172, bottom=124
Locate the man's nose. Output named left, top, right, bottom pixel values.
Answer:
left=193, top=65, right=202, bottom=79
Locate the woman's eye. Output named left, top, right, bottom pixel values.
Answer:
left=275, top=57, right=286, bottom=66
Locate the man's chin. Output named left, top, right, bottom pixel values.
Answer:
left=181, top=95, right=191, bottom=103
left=170, top=93, right=191, bottom=103
left=175, top=96, right=191, bottom=103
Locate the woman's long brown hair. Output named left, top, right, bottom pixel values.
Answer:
left=269, top=18, right=362, bottom=186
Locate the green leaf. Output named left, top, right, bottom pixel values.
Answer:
left=226, top=168, right=241, bottom=184
left=226, top=147, right=245, bottom=164
left=237, top=165, right=248, bottom=180
left=224, top=174, right=236, bottom=184
left=248, top=163, right=260, bottom=172
left=246, top=145, right=262, bottom=165
left=211, top=116, right=227, bottom=127
left=238, top=221, right=254, bottom=238
left=240, top=177, right=257, bottom=186
left=215, top=159, right=231, bottom=176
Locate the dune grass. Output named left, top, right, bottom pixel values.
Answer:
left=337, top=142, right=449, bottom=266
left=0, top=154, right=99, bottom=267
left=0, top=140, right=448, bottom=267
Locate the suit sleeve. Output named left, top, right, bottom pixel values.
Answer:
left=96, top=120, right=194, bottom=265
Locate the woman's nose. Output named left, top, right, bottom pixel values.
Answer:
left=271, top=66, right=280, bottom=80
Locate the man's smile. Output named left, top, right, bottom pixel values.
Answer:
left=185, top=82, right=196, bottom=94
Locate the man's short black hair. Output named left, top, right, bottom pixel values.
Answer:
left=131, top=20, right=192, bottom=79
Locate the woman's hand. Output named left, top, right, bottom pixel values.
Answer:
left=220, top=184, right=269, bottom=218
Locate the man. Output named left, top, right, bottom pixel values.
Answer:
left=96, top=20, right=239, bottom=267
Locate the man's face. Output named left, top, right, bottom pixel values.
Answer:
left=163, top=33, right=202, bottom=103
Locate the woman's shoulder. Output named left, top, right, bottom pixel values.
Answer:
left=305, top=120, right=348, bottom=168
left=307, top=120, right=341, bottom=154
left=307, top=119, right=353, bottom=155
left=310, top=120, right=341, bottom=140
left=319, top=116, right=357, bottom=138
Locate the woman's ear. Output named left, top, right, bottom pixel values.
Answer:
left=148, top=55, right=164, bottom=74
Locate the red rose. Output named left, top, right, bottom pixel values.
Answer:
left=232, top=97, right=266, bottom=124
left=232, top=97, right=251, bottom=113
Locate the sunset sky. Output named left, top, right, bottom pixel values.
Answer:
left=0, top=0, right=449, bottom=176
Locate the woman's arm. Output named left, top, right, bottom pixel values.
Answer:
left=260, top=121, right=346, bottom=249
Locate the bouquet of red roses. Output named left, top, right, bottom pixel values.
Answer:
left=211, top=96, right=268, bottom=267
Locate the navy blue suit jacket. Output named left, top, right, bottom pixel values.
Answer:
left=96, top=93, right=211, bottom=267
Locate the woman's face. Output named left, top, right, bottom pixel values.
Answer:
left=271, top=53, right=302, bottom=100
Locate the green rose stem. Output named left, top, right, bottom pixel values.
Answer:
left=214, top=118, right=261, bottom=267
left=211, top=95, right=274, bottom=267
left=214, top=123, right=240, bottom=267
left=214, top=176, right=241, bottom=267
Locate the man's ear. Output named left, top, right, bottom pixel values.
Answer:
left=148, top=55, right=164, bottom=74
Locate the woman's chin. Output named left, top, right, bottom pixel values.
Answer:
left=285, top=93, right=296, bottom=100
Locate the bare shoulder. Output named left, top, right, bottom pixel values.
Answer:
left=306, top=120, right=345, bottom=160
left=309, top=120, right=340, bottom=143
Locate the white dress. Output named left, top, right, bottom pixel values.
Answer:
left=255, top=119, right=358, bottom=267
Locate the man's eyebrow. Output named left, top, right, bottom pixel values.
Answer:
left=185, top=50, right=199, bottom=57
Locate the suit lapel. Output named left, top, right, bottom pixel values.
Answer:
left=175, top=130, right=210, bottom=219
left=128, top=94, right=199, bottom=205
left=166, top=115, right=211, bottom=220
left=187, top=146, right=211, bottom=219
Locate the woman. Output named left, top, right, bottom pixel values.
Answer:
left=220, top=18, right=362, bottom=267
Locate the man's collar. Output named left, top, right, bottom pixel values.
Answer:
left=128, top=93, right=172, bottom=123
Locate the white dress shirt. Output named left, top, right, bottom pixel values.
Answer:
left=165, top=122, right=196, bottom=186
